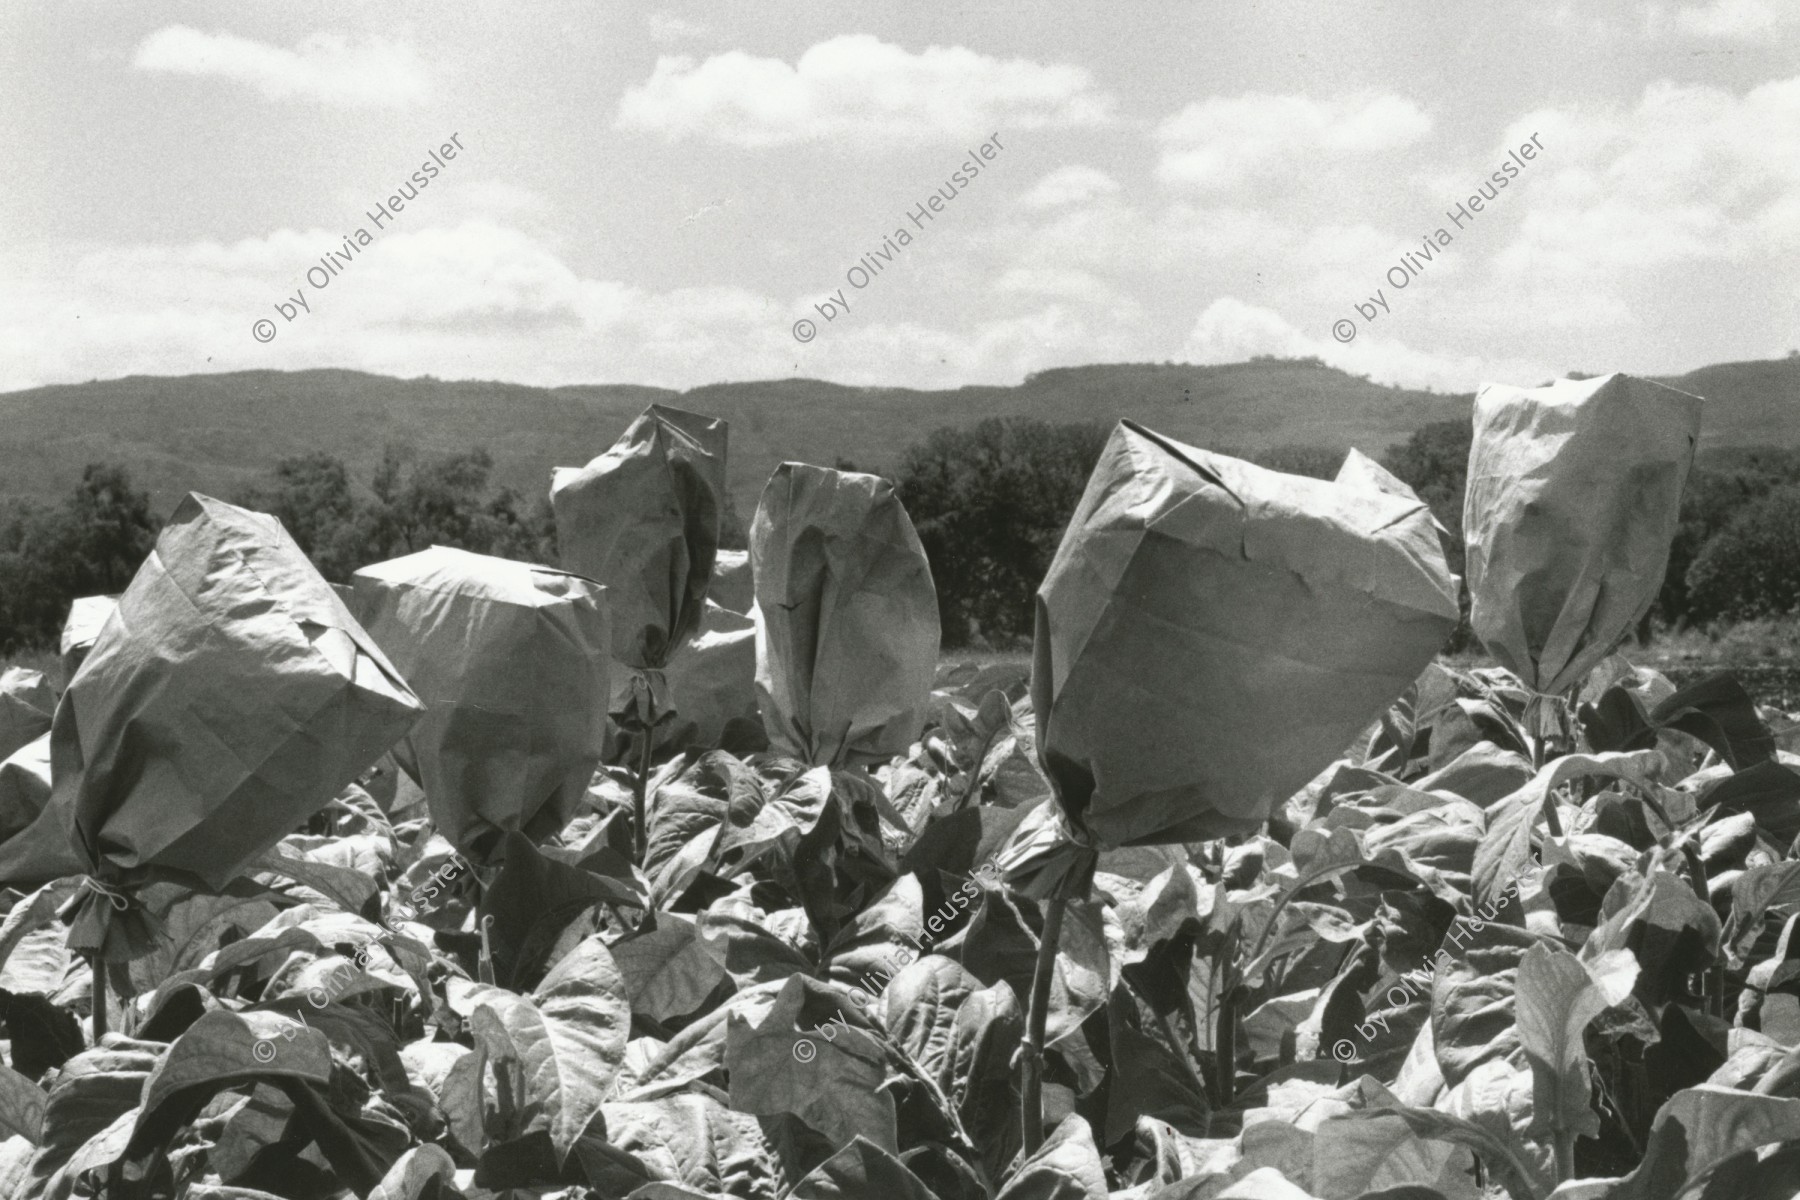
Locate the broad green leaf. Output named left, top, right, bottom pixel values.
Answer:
left=127, top=1009, right=333, bottom=1160
left=470, top=931, right=631, bottom=1163
left=253, top=844, right=380, bottom=916
left=1309, top=1112, right=1461, bottom=1200
left=824, top=873, right=927, bottom=992
left=787, top=1136, right=941, bottom=1200
left=1214, top=1168, right=1324, bottom=1200
left=996, top=1113, right=1107, bottom=1200
left=1473, top=753, right=1659, bottom=907
left=1547, top=1086, right=1800, bottom=1200
left=0, top=878, right=80, bottom=978
left=724, top=974, right=897, bottom=1153
left=882, top=954, right=982, bottom=1085
left=1517, top=944, right=1634, bottom=1141
left=369, top=1143, right=459, bottom=1200
left=1326, top=1104, right=1547, bottom=1200
left=0, top=1061, right=44, bottom=1143
left=478, top=830, right=643, bottom=989
left=29, top=1039, right=162, bottom=1185
left=1582, top=868, right=1718, bottom=1008
left=600, top=1093, right=778, bottom=1200
left=611, top=912, right=729, bottom=1024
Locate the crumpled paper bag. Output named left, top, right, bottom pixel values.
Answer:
left=1032, top=421, right=1460, bottom=847
left=605, top=598, right=762, bottom=760
left=751, top=463, right=939, bottom=767
left=351, top=545, right=612, bottom=861
left=1464, top=373, right=1702, bottom=695
left=552, top=405, right=728, bottom=671
left=0, top=735, right=71, bottom=879
left=60, top=594, right=118, bottom=685
left=0, top=494, right=423, bottom=894
left=0, top=667, right=55, bottom=762
left=710, top=548, right=753, bottom=615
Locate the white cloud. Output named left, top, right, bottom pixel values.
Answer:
left=0, top=222, right=1142, bottom=394
left=1019, top=166, right=1121, bottom=208
left=1493, top=77, right=1800, bottom=281
left=1647, top=0, right=1797, bottom=39
left=615, top=34, right=1113, bottom=145
left=646, top=12, right=710, bottom=43
left=132, top=25, right=429, bottom=106
left=1155, top=92, right=1432, bottom=192
left=1182, top=297, right=1547, bottom=393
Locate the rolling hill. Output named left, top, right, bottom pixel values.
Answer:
left=1, top=355, right=1794, bottom=514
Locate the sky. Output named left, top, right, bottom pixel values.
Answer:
left=2, top=0, right=1797, bottom=395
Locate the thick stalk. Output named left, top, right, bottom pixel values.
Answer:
left=1216, top=978, right=1238, bottom=1105
left=1554, top=1129, right=1575, bottom=1185
left=91, top=954, right=108, bottom=1042
left=1020, top=848, right=1096, bottom=1157
left=633, top=727, right=654, bottom=865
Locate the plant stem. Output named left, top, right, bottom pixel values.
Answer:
left=1554, top=1128, right=1575, bottom=1185
left=1020, top=848, right=1096, bottom=1157
left=90, top=954, right=108, bottom=1042
left=633, top=726, right=654, bottom=866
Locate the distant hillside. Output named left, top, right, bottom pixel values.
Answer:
left=0, top=355, right=1793, bottom=513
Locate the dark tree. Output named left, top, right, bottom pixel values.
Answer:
left=0, top=464, right=160, bottom=652
left=1684, top=483, right=1800, bottom=623
left=895, top=417, right=1109, bottom=647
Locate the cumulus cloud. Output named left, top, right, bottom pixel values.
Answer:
left=132, top=25, right=429, bottom=105
left=1019, top=166, right=1121, bottom=208
left=1155, top=92, right=1432, bottom=192
left=1493, top=76, right=1800, bottom=282
left=0, top=221, right=1143, bottom=394
left=615, top=34, right=1113, bottom=145
left=1647, top=0, right=1797, bottom=39
left=646, top=12, right=710, bottom=43
left=1182, top=297, right=1546, bottom=393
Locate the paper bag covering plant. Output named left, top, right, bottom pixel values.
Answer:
left=0, top=494, right=422, bottom=955
left=552, top=405, right=728, bottom=674
left=609, top=598, right=761, bottom=761
left=351, top=545, right=612, bottom=863
left=750, top=463, right=939, bottom=768
left=59, top=594, right=118, bottom=685
left=1032, top=420, right=1460, bottom=848
left=1464, top=372, right=1702, bottom=698
left=551, top=403, right=728, bottom=858
left=0, top=666, right=55, bottom=761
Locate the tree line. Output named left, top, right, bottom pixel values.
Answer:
left=3, top=421, right=1797, bottom=655
left=0, top=447, right=740, bottom=654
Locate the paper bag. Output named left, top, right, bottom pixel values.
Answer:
left=60, top=594, right=118, bottom=685
left=0, top=667, right=54, bottom=762
left=0, top=735, right=78, bottom=883
left=710, top=548, right=753, bottom=615
left=751, top=464, right=939, bottom=767
left=13, top=494, right=423, bottom=892
left=1464, top=373, right=1702, bottom=695
left=606, top=599, right=762, bottom=759
left=551, top=405, right=728, bottom=670
left=1033, top=421, right=1459, bottom=847
left=351, top=546, right=612, bottom=860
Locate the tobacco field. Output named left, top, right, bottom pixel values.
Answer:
left=2, top=375, right=1800, bottom=1200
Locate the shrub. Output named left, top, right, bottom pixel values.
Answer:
left=1684, top=483, right=1800, bottom=623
